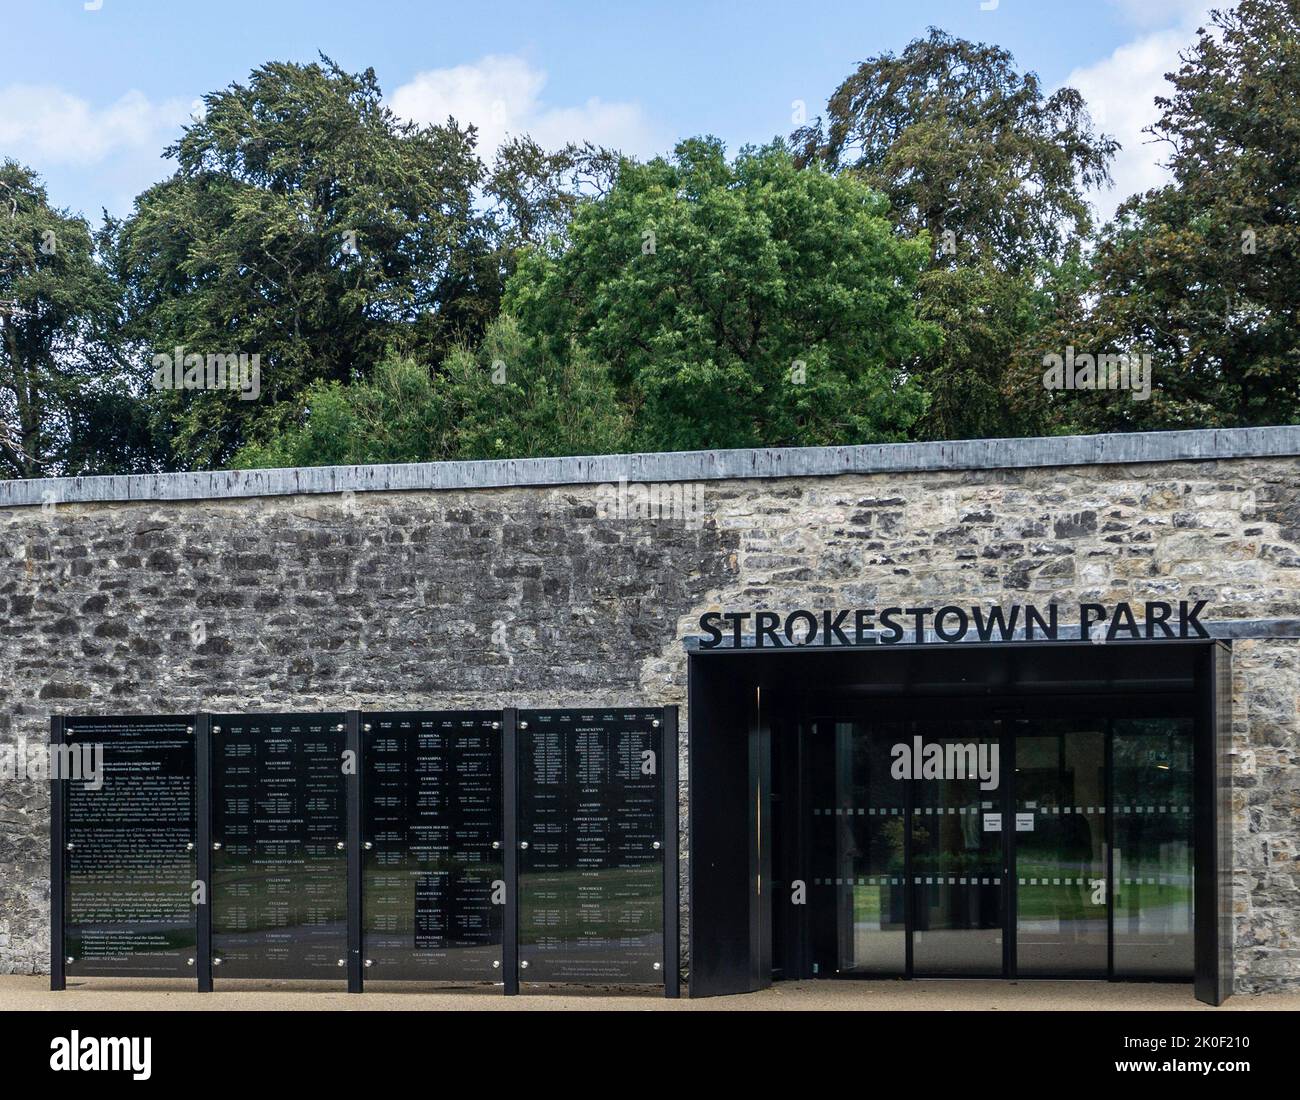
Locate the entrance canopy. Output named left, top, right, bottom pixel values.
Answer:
left=686, top=639, right=1232, bottom=1003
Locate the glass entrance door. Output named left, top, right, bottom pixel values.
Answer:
left=1111, top=718, right=1195, bottom=977
left=792, top=712, right=1195, bottom=982
left=806, top=718, right=1007, bottom=978
left=1012, top=720, right=1108, bottom=977
left=806, top=720, right=907, bottom=977
left=910, top=721, right=1005, bottom=977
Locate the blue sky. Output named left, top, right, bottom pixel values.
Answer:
left=2, top=0, right=1228, bottom=223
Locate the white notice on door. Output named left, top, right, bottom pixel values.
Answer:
left=983, top=813, right=1002, bottom=832
left=1015, top=812, right=1035, bottom=831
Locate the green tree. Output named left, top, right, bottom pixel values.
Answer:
left=793, top=28, right=1116, bottom=271
left=117, top=56, right=497, bottom=470
left=914, top=260, right=1046, bottom=439
left=0, top=162, right=148, bottom=478
left=233, top=315, right=628, bottom=468
left=1048, top=0, right=1300, bottom=430
left=486, top=136, right=620, bottom=257
left=506, top=138, right=936, bottom=452
left=793, top=30, right=1117, bottom=440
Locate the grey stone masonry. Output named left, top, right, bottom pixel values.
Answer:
left=0, top=427, right=1297, bottom=990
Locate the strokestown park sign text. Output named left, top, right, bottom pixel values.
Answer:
left=696, top=600, right=1210, bottom=649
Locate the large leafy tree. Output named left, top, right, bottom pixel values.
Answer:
left=506, top=138, right=936, bottom=451
left=1036, top=0, right=1300, bottom=431
left=0, top=162, right=149, bottom=478
left=793, top=30, right=1116, bottom=439
left=117, top=56, right=497, bottom=469
left=793, top=28, right=1116, bottom=271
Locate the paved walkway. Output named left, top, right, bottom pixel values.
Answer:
left=3, top=975, right=1299, bottom=1011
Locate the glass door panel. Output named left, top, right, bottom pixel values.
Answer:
left=807, top=721, right=906, bottom=975
left=910, top=722, right=1004, bottom=977
left=1112, top=718, right=1194, bottom=977
left=1013, top=722, right=1108, bottom=976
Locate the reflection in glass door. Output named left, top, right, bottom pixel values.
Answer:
left=808, top=721, right=906, bottom=976
left=1112, top=719, right=1194, bottom=977
left=910, top=722, right=1004, bottom=977
left=1013, top=722, right=1108, bottom=976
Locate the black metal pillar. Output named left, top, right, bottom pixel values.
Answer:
left=1194, top=641, right=1233, bottom=1005
left=195, top=713, right=213, bottom=992
left=502, top=707, right=519, bottom=995
left=346, top=710, right=363, bottom=994
left=662, top=705, right=680, bottom=998
left=49, top=716, right=66, bottom=991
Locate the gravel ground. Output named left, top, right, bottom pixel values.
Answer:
left=4, top=974, right=1299, bottom=1012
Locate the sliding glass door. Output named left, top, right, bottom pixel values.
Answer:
left=910, top=721, right=1004, bottom=977
left=1111, top=718, right=1195, bottom=977
left=798, top=713, right=1194, bottom=981
left=1012, top=720, right=1108, bottom=977
left=806, top=720, right=907, bottom=976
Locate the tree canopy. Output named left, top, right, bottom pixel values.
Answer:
left=506, top=138, right=936, bottom=452
left=116, top=56, right=497, bottom=469
left=1, top=9, right=1295, bottom=478
left=0, top=161, right=144, bottom=478
left=791, top=28, right=1118, bottom=441
left=232, top=315, right=628, bottom=468
left=1037, top=0, right=1300, bottom=431
left=792, top=27, right=1117, bottom=273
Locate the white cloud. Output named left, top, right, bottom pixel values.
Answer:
left=1065, top=2, right=1234, bottom=224
left=0, top=85, right=189, bottom=166
left=390, top=55, right=666, bottom=162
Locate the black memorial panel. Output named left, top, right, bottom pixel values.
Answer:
left=517, top=709, right=665, bottom=983
left=211, top=714, right=347, bottom=979
left=362, top=711, right=504, bottom=980
left=63, top=716, right=197, bottom=977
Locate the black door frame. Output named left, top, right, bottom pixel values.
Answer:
left=686, top=639, right=1232, bottom=1003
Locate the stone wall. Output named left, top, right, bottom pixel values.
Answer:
left=0, top=452, right=1297, bottom=989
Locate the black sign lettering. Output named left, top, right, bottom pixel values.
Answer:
left=696, top=601, right=1217, bottom=647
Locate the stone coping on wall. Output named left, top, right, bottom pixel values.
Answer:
left=1, top=425, right=1297, bottom=509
